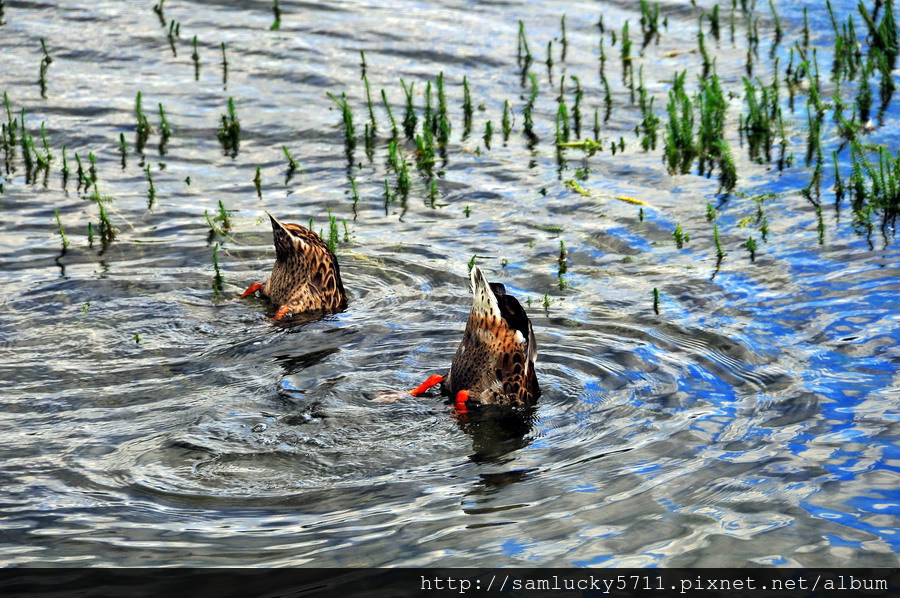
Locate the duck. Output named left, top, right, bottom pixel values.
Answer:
left=410, top=265, right=539, bottom=412
left=239, top=212, right=347, bottom=319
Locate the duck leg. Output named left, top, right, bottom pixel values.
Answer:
left=273, top=305, right=290, bottom=320
left=410, top=374, right=443, bottom=396
left=239, top=282, right=263, bottom=299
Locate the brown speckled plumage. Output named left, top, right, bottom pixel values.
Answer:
left=253, top=212, right=347, bottom=316
left=444, top=266, right=539, bottom=406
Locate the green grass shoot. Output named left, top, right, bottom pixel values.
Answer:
left=54, top=208, right=69, bottom=249
left=192, top=35, right=200, bottom=80
left=145, top=164, right=156, bottom=207
left=673, top=223, right=690, bottom=248
left=327, top=91, right=355, bottom=153
left=380, top=89, right=398, bottom=139
left=271, top=0, right=281, bottom=30
left=135, top=91, right=151, bottom=153
left=400, top=79, right=416, bottom=139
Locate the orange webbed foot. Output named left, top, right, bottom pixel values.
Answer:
left=273, top=305, right=290, bottom=320
left=454, top=390, right=470, bottom=414
left=410, top=374, right=444, bottom=396
left=240, top=282, right=262, bottom=299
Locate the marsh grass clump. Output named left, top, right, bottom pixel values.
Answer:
left=740, top=77, right=777, bottom=163
left=270, top=0, right=282, bottom=30
left=856, top=59, right=874, bottom=123
left=848, top=140, right=900, bottom=229
left=281, top=145, right=300, bottom=183
left=428, top=178, right=439, bottom=208
left=400, top=79, right=416, bottom=140
left=713, top=223, right=725, bottom=261
left=118, top=133, right=127, bottom=168
left=483, top=120, right=493, bottom=150
left=54, top=208, right=69, bottom=250
left=768, top=0, right=783, bottom=46
left=557, top=239, right=568, bottom=274
left=191, top=36, right=200, bottom=81
left=74, top=152, right=86, bottom=190
left=805, top=96, right=825, bottom=169
left=380, top=89, right=398, bottom=139
left=415, top=132, right=435, bottom=177
left=858, top=0, right=898, bottom=69
left=387, top=139, right=410, bottom=196
left=873, top=49, right=896, bottom=118
left=462, top=76, right=474, bottom=136
left=38, top=121, right=53, bottom=165
left=18, top=115, right=38, bottom=181
left=2, top=93, right=15, bottom=154
left=598, top=37, right=607, bottom=80
left=828, top=2, right=863, bottom=81
left=621, top=21, right=634, bottom=84
left=652, top=287, right=660, bottom=315
left=206, top=199, right=232, bottom=235
left=435, top=72, right=451, bottom=144
left=560, top=14, right=568, bottom=62
left=714, top=138, right=738, bottom=194
left=570, top=75, right=583, bottom=138
left=221, top=42, right=228, bottom=88
left=502, top=99, right=512, bottom=142
left=697, top=75, right=731, bottom=179
left=87, top=151, right=97, bottom=184
left=145, top=164, right=156, bottom=207
left=708, top=4, right=721, bottom=41
left=382, top=178, right=394, bottom=212
left=282, top=145, right=298, bottom=179
left=517, top=20, right=533, bottom=82
left=595, top=69, right=610, bottom=120
left=135, top=91, right=152, bottom=154
left=153, top=0, right=166, bottom=26
left=326, top=209, right=339, bottom=254
left=639, top=0, right=660, bottom=47
left=546, top=40, right=555, bottom=80
left=93, top=191, right=116, bottom=244
left=363, top=76, right=377, bottom=136
left=348, top=175, right=360, bottom=209
left=158, top=103, right=171, bottom=154
left=555, top=99, right=570, bottom=143
left=745, top=236, right=757, bottom=261
left=698, top=29, right=712, bottom=80
left=523, top=72, right=538, bottom=141
left=663, top=70, right=695, bottom=174
left=167, top=20, right=180, bottom=57
left=217, top=97, right=240, bottom=157
left=673, top=223, right=690, bottom=248
left=637, top=68, right=659, bottom=151
left=38, top=38, right=52, bottom=98
left=60, top=145, right=69, bottom=186
left=327, top=91, right=355, bottom=156
left=211, top=243, right=224, bottom=299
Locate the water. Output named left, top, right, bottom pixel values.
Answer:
left=0, top=0, right=897, bottom=567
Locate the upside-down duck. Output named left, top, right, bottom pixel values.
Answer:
left=410, top=265, right=539, bottom=412
left=239, top=212, right=347, bottom=319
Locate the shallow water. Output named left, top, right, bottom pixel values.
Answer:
left=0, top=0, right=897, bottom=567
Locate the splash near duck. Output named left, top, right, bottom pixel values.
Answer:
left=240, top=212, right=347, bottom=319
left=411, top=265, right=540, bottom=412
